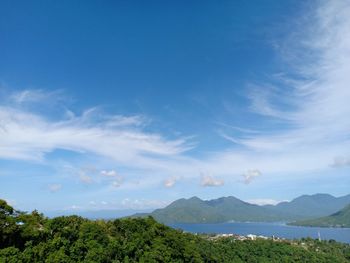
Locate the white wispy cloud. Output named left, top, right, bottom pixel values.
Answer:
left=1, top=0, right=350, bottom=191
left=10, top=89, right=63, bottom=105
left=100, top=170, right=118, bottom=177
left=216, top=0, right=350, bottom=176
left=246, top=198, right=284, bottom=206
left=0, top=100, right=192, bottom=164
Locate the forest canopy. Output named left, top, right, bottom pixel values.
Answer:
left=1, top=199, right=350, bottom=263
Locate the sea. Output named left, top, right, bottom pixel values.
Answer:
left=169, top=222, right=350, bottom=244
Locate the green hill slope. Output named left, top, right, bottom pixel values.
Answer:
left=151, top=196, right=293, bottom=224
left=290, top=204, right=350, bottom=228
left=267, top=194, right=350, bottom=220
left=143, top=194, right=350, bottom=224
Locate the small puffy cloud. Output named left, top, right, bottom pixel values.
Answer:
left=100, top=170, right=123, bottom=188
left=100, top=170, right=118, bottom=177
left=48, top=184, right=62, bottom=193
left=200, top=173, right=224, bottom=187
left=163, top=176, right=179, bottom=188
left=76, top=167, right=96, bottom=184
left=79, top=173, right=93, bottom=184
left=242, top=169, right=261, bottom=184
left=330, top=156, right=350, bottom=168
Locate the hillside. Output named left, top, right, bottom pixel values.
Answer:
left=151, top=196, right=292, bottom=224
left=1, top=199, right=350, bottom=262
left=267, top=194, right=350, bottom=219
left=290, top=204, right=350, bottom=228
left=142, top=194, right=350, bottom=224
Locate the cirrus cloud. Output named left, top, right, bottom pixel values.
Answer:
left=1, top=0, right=350, bottom=194
left=0, top=93, right=192, bottom=165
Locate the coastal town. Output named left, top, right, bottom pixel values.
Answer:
left=205, top=233, right=284, bottom=242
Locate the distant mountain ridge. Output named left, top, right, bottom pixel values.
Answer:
left=267, top=193, right=350, bottom=219
left=137, top=194, right=350, bottom=224
left=44, top=209, right=153, bottom=219
left=150, top=196, right=291, bottom=224
left=290, top=204, right=350, bottom=228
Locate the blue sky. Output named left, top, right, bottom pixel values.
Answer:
left=1, top=0, right=350, bottom=212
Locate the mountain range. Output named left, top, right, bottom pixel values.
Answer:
left=134, top=193, right=350, bottom=224
left=290, top=204, right=350, bottom=228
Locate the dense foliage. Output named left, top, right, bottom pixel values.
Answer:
left=1, top=199, right=350, bottom=262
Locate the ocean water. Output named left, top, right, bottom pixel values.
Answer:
left=169, top=222, right=350, bottom=243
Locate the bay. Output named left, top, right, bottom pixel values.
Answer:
left=169, top=222, right=350, bottom=244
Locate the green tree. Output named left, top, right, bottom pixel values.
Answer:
left=0, top=200, right=20, bottom=248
